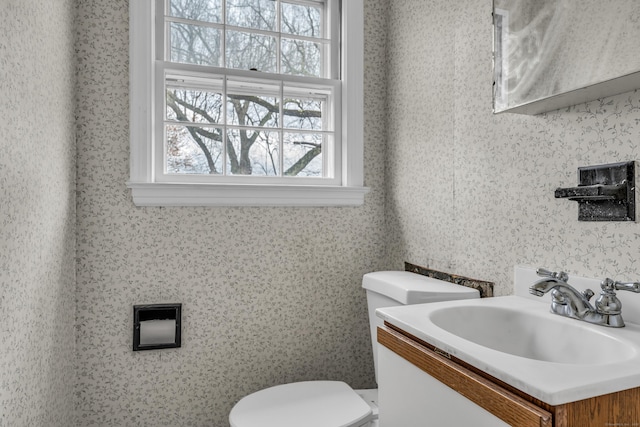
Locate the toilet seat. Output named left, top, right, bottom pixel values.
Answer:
left=229, top=381, right=372, bottom=427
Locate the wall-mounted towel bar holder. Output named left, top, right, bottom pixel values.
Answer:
left=554, top=161, right=635, bottom=221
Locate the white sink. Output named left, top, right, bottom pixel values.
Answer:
left=429, top=304, right=637, bottom=365
left=376, top=295, right=640, bottom=405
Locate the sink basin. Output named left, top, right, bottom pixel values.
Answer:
left=429, top=305, right=636, bottom=364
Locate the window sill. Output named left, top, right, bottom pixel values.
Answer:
left=127, top=182, right=370, bottom=207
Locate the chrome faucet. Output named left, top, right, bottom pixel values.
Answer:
left=529, top=268, right=640, bottom=327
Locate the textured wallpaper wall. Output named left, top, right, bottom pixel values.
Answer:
left=386, top=0, right=640, bottom=296
left=7, top=0, right=638, bottom=425
left=74, top=0, right=389, bottom=426
left=0, top=1, right=77, bottom=425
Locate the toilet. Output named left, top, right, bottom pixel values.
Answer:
left=229, top=271, right=480, bottom=427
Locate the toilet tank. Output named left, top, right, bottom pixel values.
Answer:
left=362, top=271, right=480, bottom=383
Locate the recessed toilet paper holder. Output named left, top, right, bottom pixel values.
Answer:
left=554, top=161, right=635, bottom=221
left=133, top=303, right=182, bottom=351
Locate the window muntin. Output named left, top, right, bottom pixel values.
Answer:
left=159, top=0, right=337, bottom=183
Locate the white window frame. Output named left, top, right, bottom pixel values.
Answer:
left=129, top=0, right=367, bottom=207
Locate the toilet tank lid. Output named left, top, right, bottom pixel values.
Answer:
left=362, top=271, right=479, bottom=304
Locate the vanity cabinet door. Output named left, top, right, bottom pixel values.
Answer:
left=378, top=326, right=552, bottom=427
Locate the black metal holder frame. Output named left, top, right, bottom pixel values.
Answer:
left=133, top=303, right=182, bottom=351
left=555, top=161, right=635, bottom=221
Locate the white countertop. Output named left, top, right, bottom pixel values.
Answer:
left=377, top=295, right=640, bottom=405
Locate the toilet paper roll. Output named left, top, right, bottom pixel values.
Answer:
left=139, top=319, right=176, bottom=345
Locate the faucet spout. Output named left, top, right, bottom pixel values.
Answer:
left=529, top=279, right=562, bottom=297
left=530, top=277, right=595, bottom=318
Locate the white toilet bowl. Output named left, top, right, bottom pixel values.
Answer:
left=228, top=271, right=480, bottom=427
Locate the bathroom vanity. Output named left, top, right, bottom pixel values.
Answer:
left=376, top=267, right=640, bottom=427
left=378, top=324, right=640, bottom=427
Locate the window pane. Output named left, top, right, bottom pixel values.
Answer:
left=226, top=30, right=277, bottom=72
left=281, top=38, right=321, bottom=76
left=282, top=96, right=323, bottom=130
left=281, top=2, right=322, bottom=38
left=170, top=22, right=221, bottom=66
left=227, top=129, right=279, bottom=176
left=283, top=132, right=323, bottom=176
left=226, top=0, right=276, bottom=31
left=227, top=94, right=279, bottom=127
left=166, top=125, right=224, bottom=174
left=169, top=0, right=222, bottom=23
left=227, top=79, right=279, bottom=127
left=166, top=88, right=224, bottom=124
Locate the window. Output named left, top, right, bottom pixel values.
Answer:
left=129, top=0, right=367, bottom=206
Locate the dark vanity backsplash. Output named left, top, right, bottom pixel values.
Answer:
left=404, top=262, right=494, bottom=298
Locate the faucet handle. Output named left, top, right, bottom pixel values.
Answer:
left=536, top=268, right=554, bottom=277
left=602, top=279, right=640, bottom=294
left=582, top=289, right=595, bottom=301
left=536, top=268, right=569, bottom=282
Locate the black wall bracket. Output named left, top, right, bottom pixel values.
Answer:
left=555, top=161, right=635, bottom=221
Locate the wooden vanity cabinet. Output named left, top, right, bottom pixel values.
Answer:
left=378, top=324, right=640, bottom=427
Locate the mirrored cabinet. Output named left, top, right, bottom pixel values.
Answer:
left=493, top=0, right=640, bottom=114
